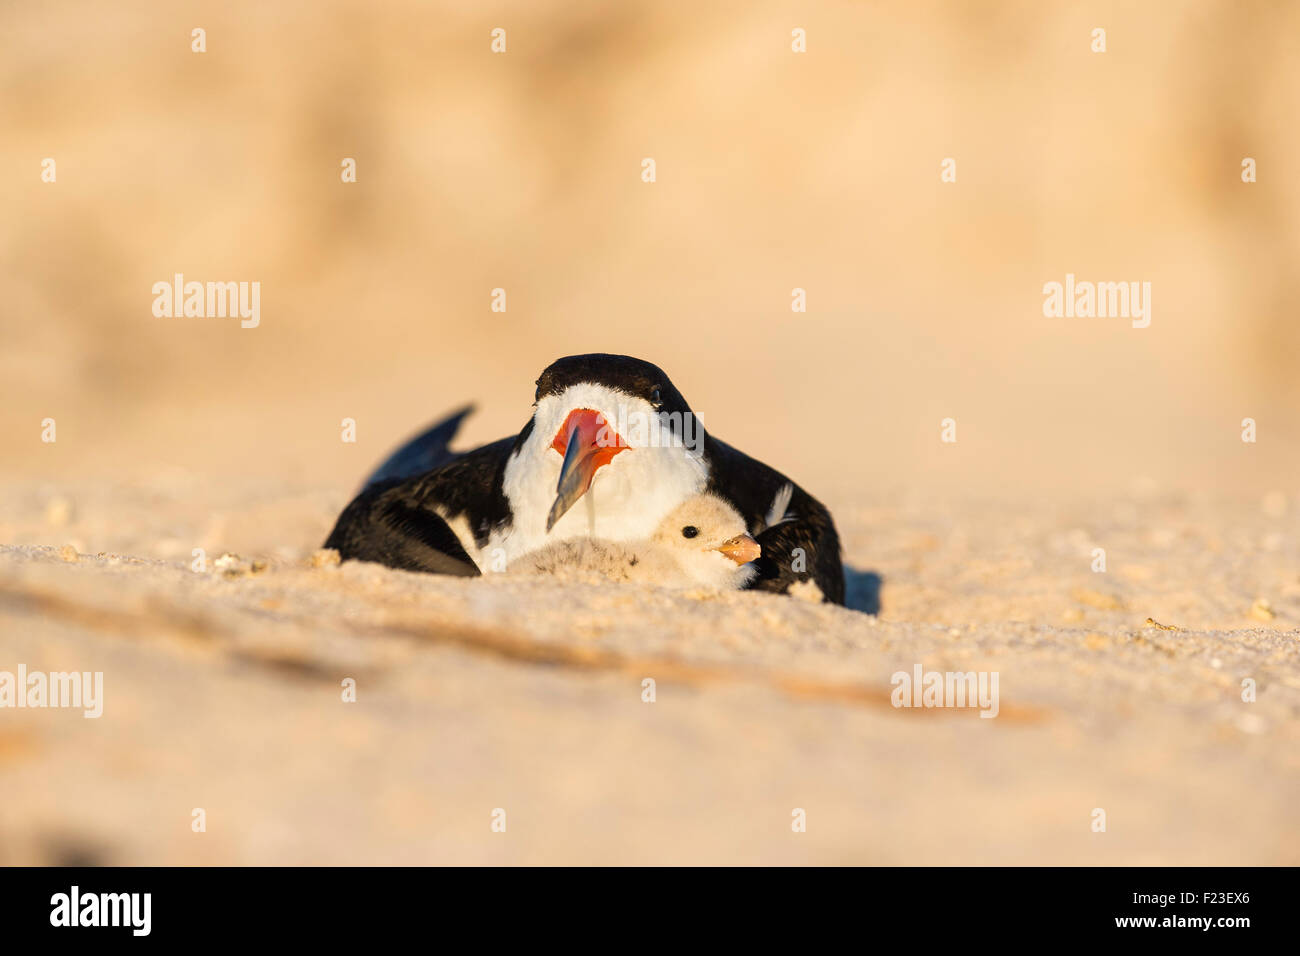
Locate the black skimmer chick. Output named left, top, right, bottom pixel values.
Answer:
left=512, top=492, right=762, bottom=589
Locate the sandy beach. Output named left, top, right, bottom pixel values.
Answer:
left=2, top=478, right=1296, bottom=865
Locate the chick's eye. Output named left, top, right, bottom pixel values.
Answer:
left=681, top=526, right=699, bottom=539
left=651, top=387, right=662, bottom=407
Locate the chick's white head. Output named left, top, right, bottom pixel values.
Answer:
left=651, top=493, right=761, bottom=590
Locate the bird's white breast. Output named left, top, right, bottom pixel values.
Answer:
left=473, top=383, right=707, bottom=571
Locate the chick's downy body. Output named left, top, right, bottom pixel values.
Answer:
left=512, top=493, right=761, bottom=591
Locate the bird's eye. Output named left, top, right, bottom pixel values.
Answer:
left=651, top=387, right=662, bottom=407
left=681, top=526, right=699, bottom=539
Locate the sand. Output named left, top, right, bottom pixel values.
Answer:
left=1, top=478, right=1296, bottom=865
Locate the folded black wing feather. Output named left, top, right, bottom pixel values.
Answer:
left=324, top=436, right=517, bottom=576
left=703, top=436, right=845, bottom=604
left=361, top=404, right=475, bottom=490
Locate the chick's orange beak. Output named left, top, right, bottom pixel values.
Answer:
left=546, top=408, right=628, bottom=531
left=714, top=533, right=761, bottom=565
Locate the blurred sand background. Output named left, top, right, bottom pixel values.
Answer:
left=1, top=1, right=1298, bottom=864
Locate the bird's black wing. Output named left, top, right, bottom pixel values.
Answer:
left=704, top=436, right=845, bottom=604
left=361, top=405, right=475, bottom=490
left=324, top=436, right=517, bottom=576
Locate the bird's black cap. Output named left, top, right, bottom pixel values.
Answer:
left=534, top=353, right=693, bottom=416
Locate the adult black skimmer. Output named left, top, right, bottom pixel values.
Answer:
left=323, top=354, right=845, bottom=603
